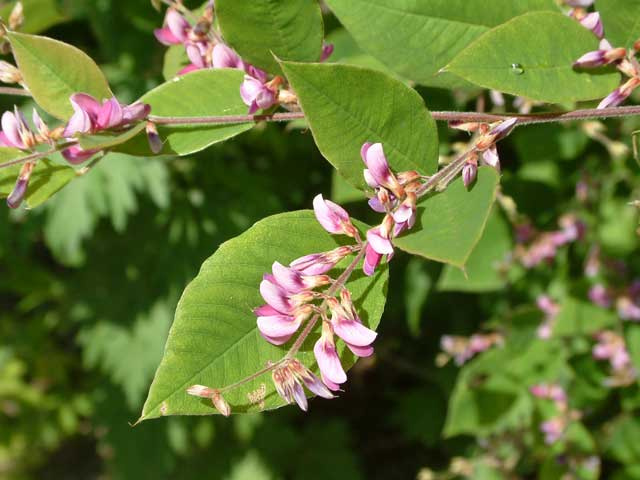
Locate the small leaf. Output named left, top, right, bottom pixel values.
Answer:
left=8, top=31, right=112, bottom=119
left=120, top=69, right=254, bottom=157
left=139, top=211, right=388, bottom=421
left=78, top=123, right=147, bottom=151
left=395, top=167, right=500, bottom=268
left=597, top=0, right=640, bottom=49
left=281, top=61, right=439, bottom=190
left=0, top=148, right=76, bottom=208
left=446, top=12, right=620, bottom=103
left=438, top=208, right=514, bottom=292
left=216, top=0, right=324, bottom=74
left=324, top=0, right=558, bottom=88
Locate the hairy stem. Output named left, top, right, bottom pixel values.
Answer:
left=149, top=105, right=640, bottom=127
left=0, top=142, right=76, bottom=169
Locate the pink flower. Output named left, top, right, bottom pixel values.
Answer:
left=366, top=227, right=393, bottom=255
left=361, top=142, right=399, bottom=191
left=6, top=160, right=34, bottom=209
left=0, top=108, right=33, bottom=149
left=574, top=39, right=626, bottom=68
left=462, top=162, right=477, bottom=189
left=481, top=145, right=501, bottom=170
left=541, top=417, right=565, bottom=444
left=212, top=43, right=243, bottom=69
left=313, top=194, right=357, bottom=237
left=363, top=243, right=383, bottom=277
left=580, top=12, right=604, bottom=38
left=240, top=75, right=277, bottom=114
left=314, top=322, right=347, bottom=389
left=320, top=43, right=334, bottom=62
left=186, top=385, right=231, bottom=416
left=328, top=293, right=377, bottom=354
left=272, top=359, right=334, bottom=411
left=598, top=77, right=640, bottom=109
left=154, top=9, right=190, bottom=46
left=589, top=284, right=612, bottom=308
left=289, top=246, right=353, bottom=275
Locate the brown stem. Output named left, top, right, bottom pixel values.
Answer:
left=0, top=142, right=76, bottom=169
left=0, top=86, right=31, bottom=97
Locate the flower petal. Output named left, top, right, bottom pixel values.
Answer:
left=333, top=317, right=377, bottom=347
left=259, top=279, right=292, bottom=314
left=257, top=314, right=300, bottom=338
left=313, top=336, right=347, bottom=385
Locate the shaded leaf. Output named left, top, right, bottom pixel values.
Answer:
left=597, top=0, right=640, bottom=49
left=281, top=61, right=438, bottom=189
left=0, top=0, right=67, bottom=34
left=446, top=12, right=620, bottom=103
left=139, top=211, right=388, bottom=420
left=553, top=298, right=617, bottom=337
left=395, top=167, right=500, bottom=268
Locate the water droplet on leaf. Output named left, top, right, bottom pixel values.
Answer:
left=510, top=63, right=524, bottom=75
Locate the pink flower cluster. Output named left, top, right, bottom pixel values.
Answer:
left=592, top=331, right=637, bottom=386
left=530, top=383, right=578, bottom=444
left=438, top=333, right=504, bottom=366
left=536, top=295, right=560, bottom=339
left=572, top=6, right=640, bottom=109
left=360, top=143, right=421, bottom=275
left=515, top=214, right=586, bottom=268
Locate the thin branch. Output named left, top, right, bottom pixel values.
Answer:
left=148, top=105, right=640, bottom=127
left=0, top=141, right=76, bottom=169
left=0, top=86, right=31, bottom=97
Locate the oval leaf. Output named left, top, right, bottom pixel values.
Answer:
left=216, top=0, right=324, bottom=74
left=446, top=12, right=620, bottom=103
left=0, top=148, right=76, bottom=208
left=8, top=31, right=112, bottom=119
left=325, top=0, right=558, bottom=89
left=120, top=69, right=254, bottom=157
left=395, top=167, right=500, bottom=268
left=281, top=61, right=439, bottom=189
left=139, top=211, right=388, bottom=421
left=597, top=0, right=640, bottom=49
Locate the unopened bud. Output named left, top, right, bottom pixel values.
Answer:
left=380, top=214, right=394, bottom=238
left=49, top=126, right=65, bottom=141
left=211, top=391, right=231, bottom=417
left=0, top=61, right=20, bottom=84
left=617, top=58, right=637, bottom=78
left=9, top=2, right=24, bottom=31
left=186, top=384, right=215, bottom=398
left=278, top=89, right=298, bottom=104
left=449, top=120, right=481, bottom=132
left=396, top=170, right=421, bottom=185
left=7, top=160, right=34, bottom=209
left=377, top=187, right=391, bottom=206
left=146, top=121, right=163, bottom=154
left=634, top=39, right=640, bottom=53
left=462, top=162, right=477, bottom=189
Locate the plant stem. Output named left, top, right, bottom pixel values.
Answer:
left=0, top=87, right=31, bottom=97
left=0, top=142, right=76, bottom=169
left=148, top=105, right=640, bottom=127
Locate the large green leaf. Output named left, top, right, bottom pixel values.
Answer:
left=216, top=0, right=324, bottom=75
left=8, top=32, right=112, bottom=119
left=281, top=61, right=438, bottom=189
left=0, top=148, right=76, bottom=208
left=438, top=208, right=513, bottom=292
left=597, top=0, right=640, bottom=49
left=395, top=167, right=500, bottom=268
left=162, top=45, right=189, bottom=81
left=324, top=0, right=558, bottom=88
left=446, top=12, right=620, bottom=103
left=120, top=69, right=253, bottom=157
left=139, top=211, right=388, bottom=421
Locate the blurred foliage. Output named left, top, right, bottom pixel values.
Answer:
left=1, top=1, right=640, bottom=479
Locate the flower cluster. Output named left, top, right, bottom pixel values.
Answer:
left=449, top=118, right=517, bottom=187
left=592, top=331, right=637, bottom=386
left=529, top=383, right=579, bottom=444
left=154, top=5, right=331, bottom=114
left=514, top=214, right=586, bottom=268
left=1, top=93, right=151, bottom=208
left=572, top=4, right=640, bottom=109
left=361, top=143, right=421, bottom=274
left=437, top=332, right=504, bottom=366
left=536, top=295, right=561, bottom=339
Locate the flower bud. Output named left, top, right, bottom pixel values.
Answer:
left=146, top=121, right=163, bottom=154
left=9, top=2, right=24, bottom=31
left=462, top=162, right=477, bottom=189
left=0, top=61, right=21, bottom=84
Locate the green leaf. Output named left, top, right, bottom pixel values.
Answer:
left=324, top=0, right=558, bottom=88
left=404, top=258, right=433, bottom=337
left=119, top=69, right=253, bottom=157
left=216, top=0, right=324, bottom=75
left=139, top=211, right=388, bottom=421
left=446, top=12, right=620, bottom=103
left=8, top=31, right=112, bottom=119
left=78, top=123, right=146, bottom=151
left=281, top=61, right=439, bottom=189
left=395, top=167, right=500, bottom=268
left=438, top=208, right=513, bottom=292
left=162, top=45, right=189, bottom=81
left=597, top=0, right=640, bottom=49
left=552, top=297, right=617, bottom=337
left=331, top=170, right=366, bottom=204
left=0, top=148, right=76, bottom=208
left=0, top=0, right=67, bottom=34
left=625, top=324, right=640, bottom=374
